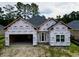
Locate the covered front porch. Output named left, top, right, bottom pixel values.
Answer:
left=37, top=31, right=49, bottom=43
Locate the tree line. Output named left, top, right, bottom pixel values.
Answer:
left=57, top=11, right=79, bottom=23
left=0, top=2, right=39, bottom=26
left=0, top=2, right=79, bottom=26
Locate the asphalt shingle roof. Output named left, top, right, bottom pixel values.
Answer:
left=67, top=20, right=79, bottom=30
left=26, top=15, right=47, bottom=27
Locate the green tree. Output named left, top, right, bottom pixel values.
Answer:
left=76, top=11, right=79, bottom=19
left=0, top=7, right=4, bottom=26
left=3, top=4, right=15, bottom=19
left=31, top=3, right=39, bottom=17
left=16, top=2, right=24, bottom=12
left=56, top=15, right=61, bottom=21
left=0, top=7, right=4, bottom=19
left=3, top=5, right=15, bottom=26
left=16, top=2, right=39, bottom=18
left=61, top=11, right=79, bottom=23
left=69, top=11, right=76, bottom=20
left=62, top=14, right=70, bottom=23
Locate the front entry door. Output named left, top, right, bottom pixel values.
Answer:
left=38, top=32, right=49, bottom=43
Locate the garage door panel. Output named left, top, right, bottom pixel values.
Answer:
left=9, top=34, right=33, bottom=44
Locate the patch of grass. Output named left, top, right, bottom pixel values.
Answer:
left=66, top=43, right=79, bottom=53
left=48, top=47, right=72, bottom=57
left=0, top=35, right=4, bottom=49
left=0, top=44, right=4, bottom=49
left=39, top=45, right=72, bottom=57
left=39, top=43, right=79, bottom=57
left=0, top=36, right=4, bottom=39
left=0, top=39, right=4, bottom=43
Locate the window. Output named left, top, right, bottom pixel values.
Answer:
left=14, top=26, right=17, bottom=29
left=56, top=35, right=65, bottom=42
left=56, top=27, right=59, bottom=29
left=61, top=35, right=65, bottom=42
left=56, top=35, right=60, bottom=42
left=20, top=26, right=23, bottom=27
left=14, top=26, right=17, bottom=27
left=26, top=26, right=28, bottom=27
left=62, top=27, right=65, bottom=29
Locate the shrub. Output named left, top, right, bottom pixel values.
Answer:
left=0, top=36, right=4, bottom=39
left=0, top=39, right=4, bottom=44
left=0, top=36, right=4, bottom=49
left=0, top=44, right=4, bottom=49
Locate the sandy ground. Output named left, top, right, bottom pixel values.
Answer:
left=0, top=44, right=79, bottom=57
left=0, top=44, right=50, bottom=57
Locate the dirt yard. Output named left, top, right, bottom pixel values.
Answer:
left=0, top=44, right=50, bottom=57
left=0, top=43, right=79, bottom=57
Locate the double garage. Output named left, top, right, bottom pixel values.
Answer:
left=4, top=19, right=38, bottom=46
left=9, top=34, right=33, bottom=44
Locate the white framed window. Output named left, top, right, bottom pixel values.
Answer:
left=56, top=35, right=60, bottom=42
left=61, top=35, right=65, bottom=42
left=56, top=35, right=65, bottom=42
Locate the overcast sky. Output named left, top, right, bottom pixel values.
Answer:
left=0, top=2, right=79, bottom=18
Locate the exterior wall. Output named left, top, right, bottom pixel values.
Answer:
left=39, top=20, right=56, bottom=31
left=49, top=23, right=70, bottom=46
left=4, top=19, right=71, bottom=46
left=38, top=20, right=56, bottom=43
left=70, top=30, right=79, bottom=40
left=5, top=20, right=37, bottom=46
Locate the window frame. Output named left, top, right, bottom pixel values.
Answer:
left=61, top=35, right=65, bottom=42
left=20, top=26, right=23, bottom=27
left=56, top=27, right=59, bottom=29
left=14, top=26, right=17, bottom=27
left=13, top=26, right=17, bottom=29
left=56, top=35, right=65, bottom=42
left=56, top=35, right=60, bottom=42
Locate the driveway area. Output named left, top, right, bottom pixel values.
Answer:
left=0, top=43, right=79, bottom=57
left=0, top=44, right=50, bottom=57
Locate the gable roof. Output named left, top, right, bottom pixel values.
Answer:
left=5, top=15, right=67, bottom=30
left=37, top=18, right=57, bottom=28
left=4, top=15, right=57, bottom=30
left=67, top=20, right=79, bottom=30
left=4, top=17, right=36, bottom=30
left=48, top=21, right=71, bottom=30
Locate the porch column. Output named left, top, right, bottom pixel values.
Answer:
left=33, top=33, right=37, bottom=45
left=5, top=34, right=9, bottom=46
